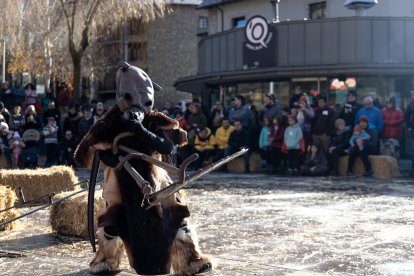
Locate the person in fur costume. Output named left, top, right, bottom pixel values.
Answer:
left=74, top=62, right=212, bottom=275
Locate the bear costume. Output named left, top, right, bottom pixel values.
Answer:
left=74, top=62, right=212, bottom=275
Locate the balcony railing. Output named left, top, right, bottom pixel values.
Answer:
left=197, top=16, right=414, bottom=75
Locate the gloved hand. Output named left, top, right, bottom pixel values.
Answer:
left=123, top=108, right=144, bottom=123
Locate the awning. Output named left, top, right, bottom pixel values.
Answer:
left=175, top=64, right=414, bottom=93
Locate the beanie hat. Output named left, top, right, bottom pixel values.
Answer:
left=359, top=115, right=369, bottom=124
left=0, top=122, right=8, bottom=131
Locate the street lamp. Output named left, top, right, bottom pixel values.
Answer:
left=0, top=35, right=7, bottom=83
left=270, top=0, right=281, bottom=23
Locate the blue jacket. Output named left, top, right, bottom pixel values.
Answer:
left=354, top=107, right=384, bottom=134
left=349, top=131, right=371, bottom=146
left=284, top=123, right=303, bottom=150
left=259, top=126, right=271, bottom=149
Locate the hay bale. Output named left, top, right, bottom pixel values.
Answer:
left=227, top=152, right=261, bottom=173
left=369, top=155, right=400, bottom=178
left=0, top=185, right=20, bottom=231
left=0, top=166, right=79, bottom=205
left=339, top=155, right=400, bottom=178
left=0, top=209, right=20, bottom=231
left=50, top=189, right=105, bottom=238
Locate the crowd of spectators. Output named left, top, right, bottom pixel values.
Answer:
left=0, top=81, right=106, bottom=169
left=161, top=88, right=413, bottom=177
left=1, top=80, right=413, bottom=178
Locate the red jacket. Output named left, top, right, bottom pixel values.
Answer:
left=381, top=107, right=404, bottom=139
left=269, top=124, right=285, bottom=148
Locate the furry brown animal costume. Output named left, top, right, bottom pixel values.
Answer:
left=75, top=107, right=212, bottom=275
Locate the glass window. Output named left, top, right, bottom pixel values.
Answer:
left=309, top=2, right=326, bottom=20
left=198, top=16, right=208, bottom=29
left=232, top=17, right=246, bottom=28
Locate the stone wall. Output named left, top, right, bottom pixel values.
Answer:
left=146, top=5, right=207, bottom=109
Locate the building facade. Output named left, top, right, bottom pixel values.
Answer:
left=99, top=0, right=207, bottom=109
left=175, top=0, right=414, bottom=112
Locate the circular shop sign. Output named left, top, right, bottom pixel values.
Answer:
left=245, top=16, right=270, bottom=48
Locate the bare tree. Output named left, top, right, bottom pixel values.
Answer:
left=1, top=0, right=63, bottom=91
left=1, top=0, right=166, bottom=100
left=58, top=0, right=166, bottom=100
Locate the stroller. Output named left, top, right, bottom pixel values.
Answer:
left=20, top=129, right=41, bottom=168
left=380, top=138, right=400, bottom=160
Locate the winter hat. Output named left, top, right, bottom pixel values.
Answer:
left=353, top=125, right=362, bottom=134
left=0, top=122, right=8, bottom=131
left=358, top=115, right=369, bottom=124
left=96, top=102, right=104, bottom=110
left=13, top=131, right=20, bottom=139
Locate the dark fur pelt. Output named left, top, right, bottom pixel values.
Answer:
left=74, top=107, right=185, bottom=167
left=74, top=106, right=189, bottom=275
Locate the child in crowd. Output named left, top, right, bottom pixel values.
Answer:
left=346, top=125, right=371, bottom=154
left=42, top=117, right=59, bottom=167
left=283, top=115, right=303, bottom=175
left=269, top=116, right=286, bottom=173
left=258, top=117, right=271, bottom=171
left=300, top=143, right=329, bottom=176
left=8, top=105, right=25, bottom=134
left=9, top=131, right=25, bottom=168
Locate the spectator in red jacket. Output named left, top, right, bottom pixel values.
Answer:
left=380, top=97, right=404, bottom=158
left=268, top=115, right=286, bottom=174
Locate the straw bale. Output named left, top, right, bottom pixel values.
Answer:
left=50, top=189, right=105, bottom=238
left=227, top=152, right=261, bottom=173
left=339, top=155, right=400, bottom=178
left=0, top=166, right=79, bottom=205
left=0, top=209, right=20, bottom=231
left=0, top=185, right=20, bottom=231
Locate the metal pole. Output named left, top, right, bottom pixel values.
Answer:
left=2, top=37, right=5, bottom=83
left=276, top=1, right=280, bottom=23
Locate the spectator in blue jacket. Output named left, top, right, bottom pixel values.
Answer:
left=354, top=96, right=384, bottom=135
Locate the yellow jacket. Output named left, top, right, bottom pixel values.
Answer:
left=194, top=127, right=216, bottom=151
left=214, top=125, right=234, bottom=150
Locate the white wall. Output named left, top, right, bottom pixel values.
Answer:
left=206, top=0, right=414, bottom=34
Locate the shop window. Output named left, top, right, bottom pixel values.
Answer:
left=309, top=2, right=326, bottom=20
left=232, top=17, right=246, bottom=28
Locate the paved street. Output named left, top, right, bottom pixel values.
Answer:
left=1, top=169, right=414, bottom=275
